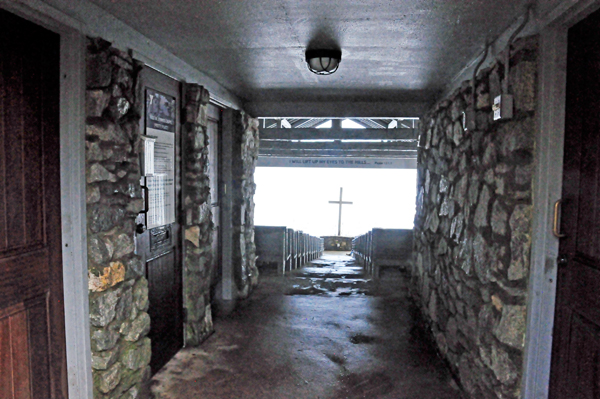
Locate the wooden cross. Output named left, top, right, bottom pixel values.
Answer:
left=329, top=187, right=353, bottom=236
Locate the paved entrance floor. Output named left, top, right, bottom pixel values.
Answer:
left=150, top=252, right=462, bottom=399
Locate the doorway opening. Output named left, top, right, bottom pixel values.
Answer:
left=254, top=167, right=416, bottom=237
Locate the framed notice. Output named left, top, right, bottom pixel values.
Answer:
left=145, top=88, right=176, bottom=229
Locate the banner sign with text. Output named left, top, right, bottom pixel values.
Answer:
left=257, top=157, right=417, bottom=169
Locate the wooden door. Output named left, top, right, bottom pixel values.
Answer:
left=136, top=68, right=183, bottom=374
left=207, top=104, right=221, bottom=286
left=550, top=8, right=600, bottom=398
left=0, top=9, right=66, bottom=398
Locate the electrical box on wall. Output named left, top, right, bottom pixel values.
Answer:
left=493, top=94, right=513, bottom=121
left=463, top=108, right=477, bottom=131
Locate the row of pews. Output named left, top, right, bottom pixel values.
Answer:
left=255, top=226, right=324, bottom=275
left=352, top=228, right=413, bottom=278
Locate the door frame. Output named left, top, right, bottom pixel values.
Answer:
left=6, top=0, right=600, bottom=398
left=0, top=1, right=242, bottom=397
left=524, top=1, right=600, bottom=398
left=0, top=1, right=92, bottom=398
left=139, top=68, right=184, bottom=372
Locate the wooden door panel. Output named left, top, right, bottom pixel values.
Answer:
left=27, top=298, right=51, bottom=399
left=137, top=68, right=183, bottom=374
left=147, top=251, right=178, bottom=340
left=2, top=308, right=32, bottom=399
left=0, top=318, right=13, bottom=397
left=566, top=312, right=600, bottom=399
left=2, top=28, right=46, bottom=252
left=550, top=7, right=600, bottom=398
left=0, top=297, right=51, bottom=399
left=576, top=126, right=600, bottom=259
left=571, top=260, right=600, bottom=324
left=0, top=9, right=65, bottom=399
left=147, top=250, right=181, bottom=369
left=207, top=104, right=221, bottom=278
left=0, top=252, right=49, bottom=305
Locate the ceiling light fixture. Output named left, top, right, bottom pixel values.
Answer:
left=305, top=49, right=342, bottom=75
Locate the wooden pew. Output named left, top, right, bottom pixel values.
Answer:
left=371, top=228, right=413, bottom=278
left=256, top=226, right=323, bottom=274
left=286, top=228, right=293, bottom=272
left=255, top=226, right=287, bottom=275
left=353, top=229, right=413, bottom=278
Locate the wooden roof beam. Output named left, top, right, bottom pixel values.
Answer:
left=259, top=140, right=417, bottom=151
left=258, top=149, right=417, bottom=158
left=259, top=127, right=418, bottom=141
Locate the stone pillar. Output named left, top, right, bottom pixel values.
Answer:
left=85, top=37, right=151, bottom=399
left=181, top=84, right=215, bottom=346
left=232, top=112, right=260, bottom=298
left=241, top=113, right=260, bottom=292
left=213, top=110, right=258, bottom=307
left=412, top=35, right=538, bottom=399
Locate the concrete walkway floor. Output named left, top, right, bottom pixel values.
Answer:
left=150, top=252, right=462, bottom=399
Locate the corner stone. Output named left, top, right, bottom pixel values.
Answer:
left=491, top=200, right=508, bottom=236
left=121, top=338, right=151, bottom=370
left=90, top=288, right=122, bottom=327
left=92, top=346, right=120, bottom=370
left=87, top=163, right=117, bottom=184
left=125, top=312, right=151, bottom=342
left=490, top=343, right=518, bottom=384
left=474, top=185, right=490, bottom=228
left=91, top=328, right=120, bottom=352
left=97, top=362, right=122, bottom=394
left=493, top=304, right=526, bottom=349
left=185, top=226, right=201, bottom=247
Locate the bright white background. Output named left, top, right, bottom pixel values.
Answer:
left=254, top=167, right=417, bottom=237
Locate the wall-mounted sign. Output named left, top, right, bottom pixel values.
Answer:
left=140, top=136, right=156, bottom=176
left=256, top=156, right=417, bottom=169
left=145, top=89, right=176, bottom=229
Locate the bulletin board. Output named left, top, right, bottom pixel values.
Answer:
left=145, top=88, right=176, bottom=229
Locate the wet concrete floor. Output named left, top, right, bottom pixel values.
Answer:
left=151, top=252, right=462, bottom=399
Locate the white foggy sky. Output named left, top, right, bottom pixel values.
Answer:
left=254, top=167, right=417, bottom=237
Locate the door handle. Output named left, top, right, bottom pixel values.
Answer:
left=136, top=185, right=149, bottom=235
left=139, top=185, right=149, bottom=214
left=553, top=199, right=567, bottom=238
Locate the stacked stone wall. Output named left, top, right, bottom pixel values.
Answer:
left=412, top=36, right=538, bottom=399
left=181, top=84, right=215, bottom=345
left=85, top=38, right=150, bottom=399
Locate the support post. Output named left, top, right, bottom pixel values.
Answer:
left=221, top=109, right=235, bottom=301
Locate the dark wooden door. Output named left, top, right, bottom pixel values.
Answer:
left=550, top=8, right=600, bottom=398
left=207, top=104, right=222, bottom=285
left=0, top=9, right=66, bottom=399
left=136, top=68, right=183, bottom=374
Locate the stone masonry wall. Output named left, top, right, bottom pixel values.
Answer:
left=232, top=112, right=260, bottom=298
left=181, top=84, right=215, bottom=345
left=412, top=36, right=538, bottom=399
left=85, top=38, right=151, bottom=399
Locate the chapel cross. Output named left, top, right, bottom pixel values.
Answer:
left=329, top=187, right=353, bottom=236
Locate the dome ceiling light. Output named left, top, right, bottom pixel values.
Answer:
left=305, top=49, right=342, bottom=75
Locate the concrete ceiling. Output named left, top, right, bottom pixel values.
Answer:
left=89, top=0, right=532, bottom=116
